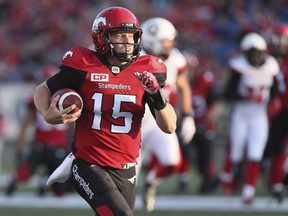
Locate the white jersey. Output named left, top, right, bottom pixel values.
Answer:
left=162, top=48, right=187, bottom=104
left=136, top=48, right=185, bottom=177
left=229, top=54, right=279, bottom=105
left=228, top=54, right=280, bottom=162
left=141, top=48, right=186, bottom=126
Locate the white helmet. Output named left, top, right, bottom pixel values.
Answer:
left=141, top=17, right=177, bottom=56
left=240, top=32, right=267, bottom=51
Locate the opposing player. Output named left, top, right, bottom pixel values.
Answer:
left=221, top=32, right=279, bottom=204
left=5, top=65, right=72, bottom=197
left=265, top=24, right=288, bottom=203
left=176, top=51, right=223, bottom=194
left=33, top=7, right=177, bottom=216
left=138, top=17, right=195, bottom=212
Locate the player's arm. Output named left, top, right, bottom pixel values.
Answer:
left=14, top=103, right=35, bottom=165
left=176, top=68, right=195, bottom=144
left=134, top=71, right=177, bottom=134
left=34, top=61, right=86, bottom=125
left=176, top=69, right=193, bottom=115
left=34, top=82, right=80, bottom=124
left=154, top=102, right=177, bottom=134
left=224, top=69, right=242, bottom=101
left=15, top=105, right=34, bottom=152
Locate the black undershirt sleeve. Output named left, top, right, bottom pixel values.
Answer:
left=46, top=65, right=87, bottom=94
left=269, top=76, right=278, bottom=100
left=224, top=69, right=243, bottom=102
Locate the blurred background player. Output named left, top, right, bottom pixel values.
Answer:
left=176, top=51, right=223, bottom=194
left=0, top=111, right=4, bottom=173
left=138, top=17, right=195, bottom=212
left=5, top=65, right=73, bottom=197
left=220, top=32, right=279, bottom=204
left=264, top=24, right=288, bottom=203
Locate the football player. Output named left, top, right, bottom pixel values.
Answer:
left=5, top=65, right=72, bottom=197
left=265, top=24, right=288, bottom=203
left=33, top=7, right=177, bottom=216
left=221, top=32, right=279, bottom=204
left=137, top=17, right=195, bottom=212
left=176, top=51, right=223, bottom=194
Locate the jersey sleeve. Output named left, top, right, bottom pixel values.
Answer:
left=61, top=47, right=87, bottom=70
left=46, top=47, right=88, bottom=94
left=172, top=48, right=187, bottom=73
left=46, top=67, right=87, bottom=94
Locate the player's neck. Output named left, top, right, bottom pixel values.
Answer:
left=106, top=56, right=128, bottom=66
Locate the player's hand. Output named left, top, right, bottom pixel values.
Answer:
left=180, top=116, right=196, bottom=144
left=134, top=71, right=159, bottom=95
left=43, top=95, right=81, bottom=124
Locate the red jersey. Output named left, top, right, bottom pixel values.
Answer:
left=47, top=47, right=167, bottom=169
left=26, top=96, right=69, bottom=147
left=191, top=71, right=215, bottom=123
left=277, top=57, right=288, bottom=110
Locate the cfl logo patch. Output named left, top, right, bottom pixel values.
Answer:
left=91, top=73, right=109, bottom=82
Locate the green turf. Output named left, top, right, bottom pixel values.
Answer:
left=1, top=208, right=288, bottom=216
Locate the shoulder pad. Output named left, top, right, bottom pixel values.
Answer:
left=138, top=55, right=167, bottom=74
left=265, top=55, right=280, bottom=76
left=228, top=55, right=248, bottom=74
left=170, top=48, right=187, bottom=71
left=61, top=46, right=95, bottom=70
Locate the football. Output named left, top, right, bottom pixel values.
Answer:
left=51, top=88, right=83, bottom=113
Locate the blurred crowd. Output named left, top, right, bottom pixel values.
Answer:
left=0, top=0, right=288, bottom=85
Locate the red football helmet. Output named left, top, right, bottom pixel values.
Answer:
left=270, top=24, right=288, bottom=57
left=92, top=7, right=142, bottom=62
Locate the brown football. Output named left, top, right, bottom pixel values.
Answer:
left=51, top=88, right=83, bottom=113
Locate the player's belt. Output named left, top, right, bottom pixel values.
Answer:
left=121, top=162, right=137, bottom=169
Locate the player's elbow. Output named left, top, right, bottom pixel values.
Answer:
left=155, top=104, right=177, bottom=133
left=159, top=122, right=177, bottom=134
left=166, top=124, right=177, bottom=134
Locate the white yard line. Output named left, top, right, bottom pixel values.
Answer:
left=0, top=193, right=288, bottom=212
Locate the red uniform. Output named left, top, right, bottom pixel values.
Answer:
left=5, top=94, right=71, bottom=197
left=278, top=59, right=288, bottom=109
left=47, top=47, right=166, bottom=169
left=179, top=71, right=219, bottom=193
left=26, top=96, right=68, bottom=147
left=265, top=56, right=288, bottom=202
left=192, top=71, right=215, bottom=125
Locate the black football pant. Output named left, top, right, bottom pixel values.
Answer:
left=267, top=110, right=288, bottom=155
left=70, top=159, right=136, bottom=216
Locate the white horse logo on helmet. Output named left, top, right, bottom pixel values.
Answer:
left=92, top=16, right=106, bottom=32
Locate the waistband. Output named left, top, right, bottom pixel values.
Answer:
left=75, top=158, right=136, bottom=170
left=121, top=162, right=137, bottom=169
